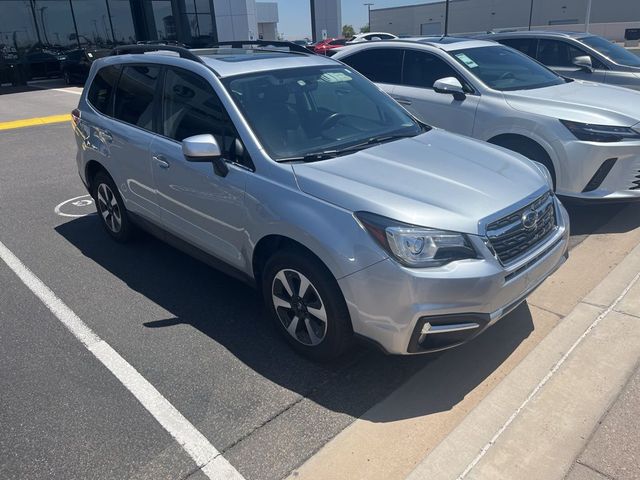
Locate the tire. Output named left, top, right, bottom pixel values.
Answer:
left=262, top=248, right=353, bottom=361
left=92, top=171, right=135, bottom=242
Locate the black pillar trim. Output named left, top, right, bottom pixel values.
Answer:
left=310, top=0, right=317, bottom=42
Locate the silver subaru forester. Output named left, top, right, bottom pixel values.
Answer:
left=72, top=43, right=569, bottom=360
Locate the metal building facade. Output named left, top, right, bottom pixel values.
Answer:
left=371, top=0, right=640, bottom=41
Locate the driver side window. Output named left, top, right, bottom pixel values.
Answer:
left=401, top=50, right=470, bottom=91
left=162, top=67, right=249, bottom=166
left=537, top=39, right=605, bottom=69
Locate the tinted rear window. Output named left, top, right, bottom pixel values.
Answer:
left=113, top=65, right=161, bottom=130
left=499, top=38, right=538, bottom=58
left=87, top=65, right=120, bottom=115
left=341, top=48, right=403, bottom=84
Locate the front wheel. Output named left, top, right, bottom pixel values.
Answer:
left=262, top=249, right=353, bottom=361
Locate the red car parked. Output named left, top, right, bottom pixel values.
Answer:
left=313, top=38, right=347, bottom=56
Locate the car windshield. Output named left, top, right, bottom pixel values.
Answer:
left=223, top=66, right=425, bottom=160
left=450, top=45, right=566, bottom=91
left=581, top=35, right=640, bottom=67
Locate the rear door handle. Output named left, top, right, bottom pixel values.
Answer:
left=152, top=154, right=170, bottom=169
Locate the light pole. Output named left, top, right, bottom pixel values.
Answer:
left=444, top=0, right=450, bottom=36
left=364, top=3, right=374, bottom=32
left=528, top=0, right=534, bottom=30
left=585, top=0, right=592, bottom=32
left=39, top=6, right=50, bottom=46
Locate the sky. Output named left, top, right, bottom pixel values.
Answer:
left=276, top=0, right=436, bottom=40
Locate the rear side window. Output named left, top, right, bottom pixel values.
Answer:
left=341, top=48, right=403, bottom=84
left=87, top=65, right=120, bottom=116
left=499, top=38, right=538, bottom=58
left=113, top=65, right=161, bottom=130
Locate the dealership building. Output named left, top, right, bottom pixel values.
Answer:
left=371, top=0, right=640, bottom=41
left=0, top=0, right=281, bottom=49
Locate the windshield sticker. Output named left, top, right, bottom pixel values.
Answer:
left=455, top=53, right=478, bottom=69
left=320, top=72, right=353, bottom=83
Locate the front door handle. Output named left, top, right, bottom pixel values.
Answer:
left=99, top=129, right=113, bottom=143
left=394, top=97, right=412, bottom=106
left=153, top=154, right=170, bottom=169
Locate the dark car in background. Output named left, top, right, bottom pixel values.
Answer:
left=24, top=48, right=64, bottom=79
left=61, top=48, right=111, bottom=85
left=480, top=31, right=640, bottom=91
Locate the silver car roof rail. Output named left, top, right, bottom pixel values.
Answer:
left=109, top=44, right=206, bottom=64
left=204, top=40, right=311, bottom=55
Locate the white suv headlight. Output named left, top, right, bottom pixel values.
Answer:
left=561, top=120, right=640, bottom=142
left=355, top=212, right=478, bottom=267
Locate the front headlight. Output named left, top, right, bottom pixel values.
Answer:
left=560, top=120, right=640, bottom=143
left=355, top=212, right=477, bottom=268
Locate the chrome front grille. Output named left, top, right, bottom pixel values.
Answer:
left=486, top=192, right=557, bottom=265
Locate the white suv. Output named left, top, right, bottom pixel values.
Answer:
left=334, top=37, right=640, bottom=202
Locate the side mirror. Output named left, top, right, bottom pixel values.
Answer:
left=433, top=77, right=466, bottom=100
left=182, top=134, right=228, bottom=177
left=572, top=55, right=593, bottom=72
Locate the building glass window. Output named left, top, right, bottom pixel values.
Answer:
left=71, top=0, right=114, bottom=48
left=184, top=0, right=214, bottom=46
left=107, top=0, right=136, bottom=45
left=151, top=0, right=174, bottom=42
left=31, top=0, right=78, bottom=50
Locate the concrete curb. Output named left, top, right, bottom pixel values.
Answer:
left=407, top=242, right=640, bottom=480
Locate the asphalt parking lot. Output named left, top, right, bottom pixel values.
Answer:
left=1, top=85, right=640, bottom=480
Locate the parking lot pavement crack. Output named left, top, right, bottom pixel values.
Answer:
left=613, top=309, right=640, bottom=320
left=574, top=461, right=617, bottom=480
left=528, top=302, right=565, bottom=319
left=220, top=351, right=368, bottom=454
left=582, top=300, right=610, bottom=309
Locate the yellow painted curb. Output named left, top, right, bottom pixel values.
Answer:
left=0, top=114, right=71, bottom=131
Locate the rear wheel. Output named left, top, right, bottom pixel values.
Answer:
left=262, top=249, right=352, bottom=361
left=92, top=171, right=134, bottom=242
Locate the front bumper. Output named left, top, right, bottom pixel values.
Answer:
left=339, top=198, right=570, bottom=355
left=554, top=138, right=640, bottom=201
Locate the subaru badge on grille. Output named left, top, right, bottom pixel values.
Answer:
left=521, top=209, right=539, bottom=230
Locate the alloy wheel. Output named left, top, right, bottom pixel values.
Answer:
left=271, top=269, right=328, bottom=346
left=96, top=183, right=122, bottom=234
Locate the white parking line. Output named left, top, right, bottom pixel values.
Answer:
left=28, top=84, right=83, bottom=95
left=0, top=239, right=245, bottom=480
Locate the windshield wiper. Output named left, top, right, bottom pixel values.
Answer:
left=277, top=150, right=341, bottom=163
left=277, top=132, right=419, bottom=163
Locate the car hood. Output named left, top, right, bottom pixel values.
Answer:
left=292, top=130, right=547, bottom=235
left=503, top=80, right=640, bottom=126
